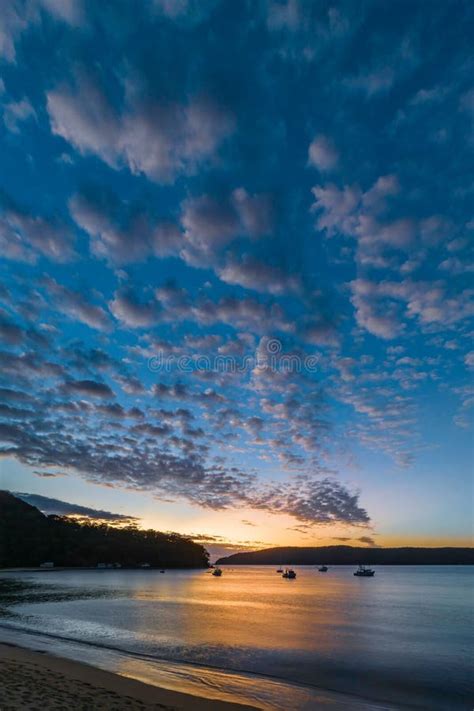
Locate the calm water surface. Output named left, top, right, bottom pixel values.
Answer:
left=0, top=566, right=472, bottom=710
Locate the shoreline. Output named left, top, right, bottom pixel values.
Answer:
left=0, top=642, right=259, bottom=710
left=0, top=628, right=397, bottom=711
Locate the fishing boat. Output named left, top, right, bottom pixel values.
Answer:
left=282, top=569, right=296, bottom=579
left=318, top=565, right=328, bottom=572
left=354, top=564, right=375, bottom=577
left=212, top=567, right=223, bottom=577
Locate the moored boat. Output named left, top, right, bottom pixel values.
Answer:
left=318, top=565, right=328, bottom=572
left=212, top=567, right=223, bottom=576
left=282, top=568, right=296, bottom=579
left=354, top=564, right=375, bottom=577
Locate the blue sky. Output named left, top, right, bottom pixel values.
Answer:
left=0, top=0, right=473, bottom=553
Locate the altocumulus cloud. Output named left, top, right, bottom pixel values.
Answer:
left=0, top=373, right=370, bottom=527
left=0, top=0, right=473, bottom=543
left=47, top=74, right=234, bottom=183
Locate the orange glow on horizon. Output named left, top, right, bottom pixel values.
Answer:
left=136, top=507, right=473, bottom=552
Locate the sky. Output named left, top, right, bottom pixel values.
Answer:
left=0, top=0, right=473, bottom=558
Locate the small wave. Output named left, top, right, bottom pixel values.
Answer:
left=0, top=622, right=395, bottom=711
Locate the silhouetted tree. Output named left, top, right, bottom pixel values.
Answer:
left=0, top=492, right=209, bottom=568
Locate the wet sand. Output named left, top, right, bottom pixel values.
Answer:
left=0, top=643, right=259, bottom=710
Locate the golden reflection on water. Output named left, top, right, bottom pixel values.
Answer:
left=113, top=567, right=388, bottom=710
left=126, top=566, right=379, bottom=653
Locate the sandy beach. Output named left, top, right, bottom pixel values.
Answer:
left=0, top=643, right=259, bottom=711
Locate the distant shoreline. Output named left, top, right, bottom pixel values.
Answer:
left=216, top=545, right=474, bottom=566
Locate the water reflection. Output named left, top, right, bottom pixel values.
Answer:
left=1, top=566, right=473, bottom=710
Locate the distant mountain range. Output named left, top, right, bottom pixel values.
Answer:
left=216, top=545, right=474, bottom=566
left=0, top=491, right=209, bottom=569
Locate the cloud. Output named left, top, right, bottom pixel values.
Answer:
left=0, top=0, right=84, bottom=64
left=344, top=36, right=417, bottom=97
left=308, top=135, right=338, bottom=171
left=464, top=352, right=474, bottom=369
left=70, top=188, right=184, bottom=264
left=253, top=477, right=369, bottom=526
left=37, top=0, right=84, bottom=25
left=300, top=319, right=339, bottom=346
left=109, top=290, right=160, bottom=328
left=2, top=97, right=36, bottom=133
left=180, top=189, right=273, bottom=267
left=181, top=194, right=241, bottom=254
left=0, top=1, right=31, bottom=62
left=311, top=175, right=462, bottom=281
left=266, top=0, right=300, bottom=31
left=231, top=188, right=274, bottom=237
left=217, top=255, right=301, bottom=295
left=357, top=535, right=379, bottom=547
left=0, top=191, right=75, bottom=263
left=43, top=277, right=110, bottom=331
left=61, top=379, right=114, bottom=399
left=0, top=350, right=64, bottom=383
left=0, top=377, right=370, bottom=528
left=108, top=282, right=295, bottom=334
left=33, top=470, right=64, bottom=478
left=193, top=295, right=292, bottom=333
left=311, top=183, right=361, bottom=235
left=346, top=67, right=395, bottom=96
left=14, top=492, right=137, bottom=521
left=153, top=0, right=190, bottom=18
left=0, top=315, right=23, bottom=345
left=47, top=73, right=234, bottom=183
left=70, top=185, right=273, bottom=271
left=350, top=279, right=403, bottom=339
left=368, top=279, right=474, bottom=331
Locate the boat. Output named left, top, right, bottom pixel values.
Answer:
left=276, top=567, right=283, bottom=573
left=282, top=569, right=296, bottom=579
left=318, top=565, right=328, bottom=572
left=212, top=567, right=223, bottom=577
left=354, top=564, right=375, bottom=577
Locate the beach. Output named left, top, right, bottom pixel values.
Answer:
left=0, top=642, right=258, bottom=710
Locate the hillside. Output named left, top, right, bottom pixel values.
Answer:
left=0, top=491, right=209, bottom=569
left=216, top=545, right=474, bottom=566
